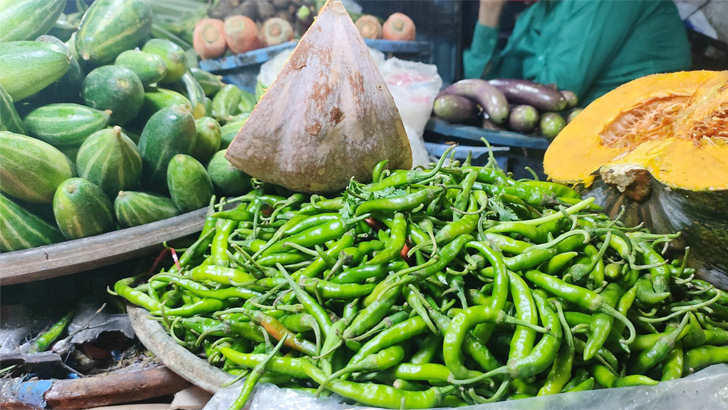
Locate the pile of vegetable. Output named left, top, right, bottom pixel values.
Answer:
left=116, top=146, right=728, bottom=408
left=0, top=0, right=259, bottom=252
left=433, top=79, right=582, bottom=139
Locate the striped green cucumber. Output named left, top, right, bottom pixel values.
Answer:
left=48, top=19, right=76, bottom=42
left=175, top=72, right=207, bottom=119
left=142, top=39, right=188, bottom=83
left=137, top=88, right=191, bottom=124
left=226, top=112, right=249, bottom=123
left=237, top=90, right=257, bottom=114
left=192, top=117, right=221, bottom=163
left=0, top=85, right=26, bottom=134
left=53, top=178, right=114, bottom=239
left=167, top=154, right=214, bottom=213
left=211, top=84, right=242, bottom=124
left=76, top=126, right=142, bottom=199
left=255, top=81, right=267, bottom=101
left=115, top=49, right=167, bottom=88
left=75, top=0, right=152, bottom=66
left=207, top=150, right=251, bottom=197
left=114, top=191, right=179, bottom=228
left=138, top=105, right=196, bottom=192
left=0, top=131, right=75, bottom=203
left=0, top=193, right=64, bottom=252
left=191, top=68, right=224, bottom=97
left=34, top=35, right=84, bottom=105
left=0, top=0, right=65, bottom=42
left=220, top=120, right=247, bottom=149
left=0, top=41, right=71, bottom=101
left=23, top=104, right=111, bottom=147
left=83, top=65, right=144, bottom=126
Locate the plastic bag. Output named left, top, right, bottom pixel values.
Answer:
left=202, top=364, right=728, bottom=410
left=379, top=58, right=443, bottom=168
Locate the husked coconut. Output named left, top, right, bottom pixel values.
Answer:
left=225, top=0, right=412, bottom=193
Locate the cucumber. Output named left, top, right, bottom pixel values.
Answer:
left=206, top=149, right=251, bottom=197
left=58, top=144, right=81, bottom=164
left=23, top=104, right=111, bottom=147
left=66, top=32, right=78, bottom=60
left=115, top=49, right=167, bottom=88
left=53, top=177, right=115, bottom=239
left=76, top=126, right=142, bottom=199
left=203, top=97, right=213, bottom=117
left=35, top=35, right=84, bottom=104
left=137, top=88, right=192, bottom=124
left=191, top=68, right=224, bottom=97
left=138, top=105, right=196, bottom=192
left=255, top=81, right=267, bottom=101
left=176, top=72, right=207, bottom=119
left=0, top=193, right=64, bottom=252
left=0, top=131, right=75, bottom=203
left=114, top=191, right=179, bottom=228
left=0, top=85, right=27, bottom=134
left=226, top=112, right=249, bottom=123
left=75, top=0, right=153, bottom=66
left=212, top=84, right=242, bottom=124
left=0, top=0, right=65, bottom=42
left=192, top=117, right=221, bottom=163
left=539, top=112, right=566, bottom=139
left=220, top=120, right=246, bottom=149
left=237, top=90, right=257, bottom=114
left=83, top=65, right=144, bottom=126
left=0, top=41, right=71, bottom=101
left=167, top=154, right=214, bottom=213
left=142, top=39, right=188, bottom=83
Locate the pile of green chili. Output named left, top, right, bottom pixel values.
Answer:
left=115, top=147, right=728, bottom=409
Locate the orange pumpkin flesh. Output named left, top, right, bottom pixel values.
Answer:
left=225, top=0, right=411, bottom=194
left=544, top=70, right=728, bottom=288
left=545, top=71, right=728, bottom=190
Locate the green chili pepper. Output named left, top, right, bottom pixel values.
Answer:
left=168, top=228, right=216, bottom=274
left=343, top=284, right=401, bottom=341
left=564, top=377, right=594, bottom=392
left=262, top=218, right=346, bottom=256
left=218, top=346, right=308, bottom=379
left=348, top=317, right=427, bottom=367
left=391, top=362, right=452, bottom=383
left=331, top=261, right=406, bottom=284
left=465, top=241, right=509, bottom=344
left=298, top=198, right=344, bottom=215
left=115, top=277, right=161, bottom=311
left=543, top=251, right=578, bottom=275
left=190, top=265, right=257, bottom=286
left=367, top=213, right=407, bottom=265
left=661, top=341, right=684, bottom=381
left=632, top=237, right=671, bottom=294
left=523, top=270, right=636, bottom=345
left=632, top=313, right=690, bottom=374
left=152, top=298, right=226, bottom=317
left=316, top=345, right=405, bottom=394
left=683, top=345, right=728, bottom=374
left=371, top=160, right=388, bottom=183
left=635, top=275, right=671, bottom=305
left=228, top=336, right=287, bottom=410
left=614, top=374, right=659, bottom=387
left=584, top=283, right=623, bottom=361
left=592, top=364, right=618, bottom=388
left=355, top=187, right=443, bottom=216
left=29, top=309, right=75, bottom=353
left=302, top=360, right=453, bottom=409
left=410, top=334, right=441, bottom=365
left=293, top=234, right=355, bottom=280
left=682, top=312, right=707, bottom=349
left=479, top=233, right=531, bottom=254
left=435, top=199, right=479, bottom=245
left=453, top=170, right=479, bottom=221
left=561, top=368, right=588, bottom=392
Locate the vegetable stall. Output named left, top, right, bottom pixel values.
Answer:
left=1, top=0, right=728, bottom=409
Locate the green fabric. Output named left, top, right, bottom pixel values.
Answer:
left=463, top=0, right=691, bottom=105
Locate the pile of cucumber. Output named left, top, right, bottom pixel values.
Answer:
left=0, top=0, right=259, bottom=252
left=432, top=78, right=582, bottom=139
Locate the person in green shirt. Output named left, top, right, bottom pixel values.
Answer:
left=464, top=0, right=692, bottom=105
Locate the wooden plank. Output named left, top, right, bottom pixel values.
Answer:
left=0, top=208, right=208, bottom=286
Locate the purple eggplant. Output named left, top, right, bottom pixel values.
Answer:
left=432, top=95, right=478, bottom=123
left=508, top=105, right=539, bottom=133
left=540, top=112, right=566, bottom=139
left=489, top=79, right=567, bottom=112
left=439, top=79, right=509, bottom=124
left=561, top=90, right=578, bottom=109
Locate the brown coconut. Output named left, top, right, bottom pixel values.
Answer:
left=225, top=0, right=412, bottom=193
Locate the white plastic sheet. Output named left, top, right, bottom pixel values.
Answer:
left=202, top=364, right=728, bottom=410
left=379, top=58, right=443, bottom=169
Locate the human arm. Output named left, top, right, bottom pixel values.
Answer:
left=463, top=0, right=507, bottom=79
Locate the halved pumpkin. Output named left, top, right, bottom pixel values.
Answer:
left=544, top=71, right=728, bottom=289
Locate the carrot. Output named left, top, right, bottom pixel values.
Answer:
left=261, top=17, right=294, bottom=47
left=355, top=15, right=382, bottom=40
left=223, top=15, right=260, bottom=54
left=382, top=12, right=416, bottom=41
left=193, top=18, right=227, bottom=60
